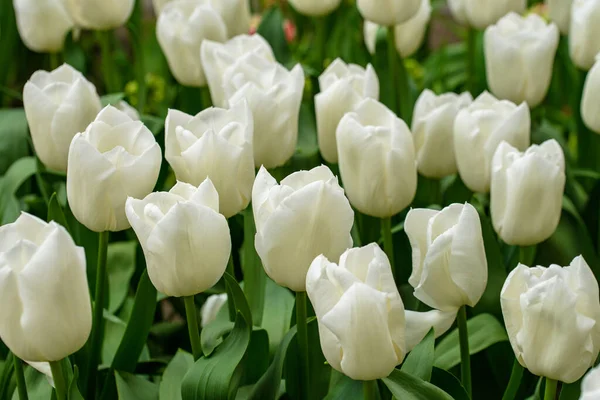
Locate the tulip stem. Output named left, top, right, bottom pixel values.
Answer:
left=13, top=357, right=28, bottom=400
left=226, top=256, right=236, bottom=321
left=201, top=86, right=212, bottom=110
left=544, top=378, right=558, bottom=400
left=363, top=380, right=379, bottom=400
left=381, top=217, right=395, bottom=273
left=315, top=17, right=327, bottom=70
left=50, top=360, right=67, bottom=400
left=97, top=30, right=119, bottom=93
left=457, top=305, right=471, bottom=397
left=501, top=359, right=524, bottom=400
left=466, top=27, right=476, bottom=94
left=386, top=28, right=399, bottom=116
left=129, top=0, right=146, bottom=113
left=184, top=295, right=203, bottom=360
left=296, top=291, right=310, bottom=400
left=49, top=53, right=60, bottom=70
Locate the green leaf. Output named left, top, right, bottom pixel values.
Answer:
left=323, top=371, right=363, bottom=400
left=241, top=207, right=266, bottom=326
left=115, top=371, right=159, bottom=400
left=68, top=366, right=85, bottom=400
left=10, top=364, right=52, bottom=400
left=159, top=350, right=194, bottom=400
left=0, top=109, right=30, bottom=175
left=241, top=329, right=269, bottom=385
left=382, top=369, right=454, bottom=400
left=401, top=328, right=434, bottom=381
left=224, top=273, right=252, bottom=326
left=434, top=314, right=509, bottom=370
left=0, top=156, right=37, bottom=223
left=257, top=7, right=291, bottom=65
left=101, top=93, right=126, bottom=107
left=559, top=378, right=582, bottom=400
left=430, top=368, right=469, bottom=400
left=106, top=241, right=137, bottom=313
left=261, top=278, right=295, bottom=355
left=47, top=192, right=71, bottom=232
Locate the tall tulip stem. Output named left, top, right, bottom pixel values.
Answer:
left=363, top=380, right=378, bottom=400
left=225, top=256, right=236, bottom=321
left=381, top=217, right=395, bottom=272
left=315, top=17, right=327, bottom=70
left=296, top=291, right=310, bottom=400
left=501, top=359, right=524, bottom=400
left=13, top=357, right=28, bottom=400
left=386, top=28, right=399, bottom=115
left=544, top=378, right=558, bottom=400
left=184, top=296, right=202, bottom=360
left=97, top=30, right=119, bottom=93
left=50, top=360, right=68, bottom=400
left=201, top=86, right=212, bottom=110
left=466, top=27, right=476, bottom=93
left=49, top=53, right=60, bottom=70
left=129, top=0, right=146, bottom=113
left=457, top=305, right=472, bottom=397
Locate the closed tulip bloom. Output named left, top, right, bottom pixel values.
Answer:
left=570, top=0, right=600, bottom=70
left=165, top=101, right=254, bottom=218
left=454, top=92, right=530, bottom=193
left=357, top=0, right=421, bottom=26
left=405, top=309, right=458, bottom=351
left=501, top=256, right=600, bottom=383
left=484, top=13, right=559, bottom=107
left=448, top=0, right=526, bottom=29
left=223, top=54, right=304, bottom=169
left=67, top=105, right=162, bottom=232
left=66, top=0, right=134, bottom=30
left=393, top=0, right=432, bottom=57
left=200, top=293, right=228, bottom=327
left=447, top=0, right=468, bottom=25
left=116, top=100, right=140, bottom=121
left=13, top=0, right=73, bottom=53
left=253, top=166, right=354, bottom=292
left=405, top=203, right=488, bottom=311
left=337, top=98, right=417, bottom=218
left=363, top=21, right=380, bottom=55
left=126, top=179, right=231, bottom=297
left=23, top=64, right=102, bottom=172
left=0, top=213, right=91, bottom=362
left=157, top=1, right=227, bottom=87
left=288, top=0, right=342, bottom=16
left=491, top=140, right=565, bottom=246
left=546, top=0, right=573, bottom=34
left=580, top=365, right=600, bottom=400
left=306, top=244, right=406, bottom=380
left=412, top=89, right=472, bottom=178
left=581, top=55, right=600, bottom=133
left=316, top=59, right=379, bottom=163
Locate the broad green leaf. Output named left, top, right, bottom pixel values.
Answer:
left=101, top=93, right=126, bottom=107
left=0, top=109, right=30, bottom=175
left=261, top=278, right=295, bottom=355
left=10, top=365, right=52, bottom=400
left=382, top=369, right=454, bottom=400
left=559, top=378, right=582, bottom=400
left=47, top=192, right=71, bottom=232
left=224, top=273, right=252, bottom=326
left=0, top=156, right=37, bottom=223
left=323, top=371, right=363, bottom=400
left=102, top=312, right=128, bottom=366
left=241, top=329, right=269, bottom=385
left=68, top=366, right=85, bottom=400
left=257, top=7, right=291, bottom=65
left=430, top=368, right=469, bottom=400
left=0, top=354, right=11, bottom=400
left=115, top=371, right=159, bottom=400
left=401, top=328, right=434, bottom=381
left=241, top=207, right=266, bottom=326
left=106, top=241, right=137, bottom=313
left=159, top=350, right=194, bottom=400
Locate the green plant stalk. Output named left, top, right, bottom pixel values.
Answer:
left=130, top=0, right=146, bottom=113
left=396, top=50, right=411, bottom=124
left=315, top=17, right=327, bottom=70
left=97, top=31, right=119, bottom=93
left=457, top=305, right=472, bottom=397
left=242, top=206, right=266, bottom=326
left=363, top=380, right=378, bottom=400
left=466, top=27, right=476, bottom=94
left=501, top=359, right=524, bottom=400
left=50, top=360, right=67, bottom=400
left=544, top=378, right=558, bottom=400
left=13, top=357, right=28, bottom=400
left=184, top=296, right=202, bottom=360
left=201, top=86, right=212, bottom=110
left=296, top=291, right=309, bottom=400
left=49, top=53, right=61, bottom=70
left=226, top=255, right=236, bottom=321
left=381, top=217, right=395, bottom=271
left=519, top=245, right=537, bottom=267
left=574, top=69, right=600, bottom=171
left=386, top=28, right=399, bottom=115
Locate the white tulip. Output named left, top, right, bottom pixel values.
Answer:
left=157, top=1, right=227, bottom=87
left=454, top=92, right=530, bottom=193
left=405, top=203, right=488, bottom=311
left=447, top=0, right=468, bottom=25
left=393, top=0, right=432, bottom=58
left=0, top=213, right=91, bottom=362
left=200, top=293, right=228, bottom=328
left=546, top=0, right=573, bottom=34
left=66, top=0, right=134, bottom=30
left=501, top=256, right=600, bottom=383
left=447, top=0, right=526, bottom=29
left=126, top=179, right=231, bottom=297
left=337, top=98, right=417, bottom=218
left=315, top=59, right=379, bottom=163
left=357, top=0, right=421, bottom=26
left=223, top=54, right=304, bottom=169
left=484, top=13, right=559, bottom=107
left=201, top=34, right=276, bottom=108
left=405, top=309, right=458, bottom=351
left=411, top=89, right=472, bottom=178
left=363, top=21, right=380, bottom=55
left=165, top=101, right=254, bottom=218
left=67, top=105, right=162, bottom=232
left=288, top=0, right=342, bottom=16
left=580, top=365, right=600, bottom=400
left=581, top=55, right=600, bottom=134
left=116, top=100, right=140, bottom=121
left=253, top=166, right=354, bottom=292
left=570, top=0, right=600, bottom=70
left=306, top=244, right=406, bottom=380
left=491, top=140, right=565, bottom=246
left=23, top=64, right=102, bottom=172
left=13, top=0, right=73, bottom=53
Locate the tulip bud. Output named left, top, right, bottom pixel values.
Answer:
left=165, top=101, right=255, bottom=218
left=200, top=293, right=228, bottom=327
left=363, top=21, right=380, bottom=55
left=288, top=0, right=342, bottom=16
left=405, top=203, right=488, bottom=311
left=411, top=89, right=472, bottom=178
left=0, top=212, right=91, bottom=362
left=484, top=13, right=559, bottom=107
left=447, top=0, right=468, bottom=25
left=253, top=166, right=354, bottom=292
left=222, top=55, right=304, bottom=169
left=157, top=1, right=227, bottom=87
left=580, top=365, right=600, bottom=400
left=569, top=0, right=600, bottom=70
left=315, top=59, right=379, bottom=163
left=66, top=0, right=134, bottom=30
left=201, top=34, right=276, bottom=108
left=454, top=92, right=530, bottom=193
left=67, top=105, right=162, bottom=232
left=126, top=179, right=231, bottom=297
left=490, top=140, right=565, bottom=246
left=581, top=55, right=600, bottom=134
left=306, top=243, right=406, bottom=380
left=447, top=0, right=526, bottom=29
left=337, top=98, right=417, bottom=218
left=23, top=64, right=102, bottom=172
left=501, top=256, right=600, bottom=383
left=546, top=0, right=573, bottom=34
left=357, top=0, right=421, bottom=26
left=13, top=0, right=73, bottom=53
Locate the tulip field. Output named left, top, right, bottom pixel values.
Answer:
left=2, top=0, right=600, bottom=399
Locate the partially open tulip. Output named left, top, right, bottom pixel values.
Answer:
left=501, top=256, right=600, bottom=383
left=580, top=365, right=600, bottom=400
left=288, top=0, right=342, bottom=16
left=447, top=0, right=526, bottom=29
left=165, top=101, right=254, bottom=218
left=66, top=0, right=134, bottom=30
left=126, top=179, right=231, bottom=297
left=546, top=0, right=573, bottom=34
left=412, top=89, right=472, bottom=178
left=253, top=166, right=354, bottom=292
left=569, top=0, right=600, bottom=70
left=157, top=1, right=227, bottom=87
left=67, top=105, right=162, bottom=232
left=306, top=243, right=406, bottom=380
left=13, top=0, right=73, bottom=53
left=405, top=203, right=488, bottom=311
left=484, top=13, right=559, bottom=107
left=337, top=98, right=417, bottom=218
left=315, top=59, right=379, bottom=163
left=581, top=55, right=600, bottom=134
left=454, top=92, right=530, bottom=193
left=357, top=0, right=421, bottom=26
left=0, top=213, right=91, bottom=362
left=23, top=64, right=101, bottom=172
left=491, top=140, right=565, bottom=246
left=222, top=54, right=304, bottom=169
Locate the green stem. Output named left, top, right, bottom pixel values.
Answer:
left=86, top=230, right=109, bottom=400
left=184, top=296, right=202, bottom=360
left=381, top=217, right=395, bottom=271
left=457, top=305, right=471, bottom=397
left=466, top=27, right=476, bottom=94
left=296, top=291, right=309, bottom=400
left=242, top=206, right=266, bottom=326
left=396, top=49, right=411, bottom=124
left=226, top=255, right=236, bottom=321
left=97, top=31, right=119, bottom=93
left=386, top=27, right=399, bottom=115
left=544, top=378, right=558, bottom=400
left=49, top=53, right=61, bottom=70
left=363, top=380, right=378, bottom=400
left=501, top=359, right=524, bottom=400
left=315, top=17, right=327, bottom=70
left=50, top=360, right=67, bottom=400
left=201, top=86, right=212, bottom=110
left=130, top=0, right=146, bottom=113
left=519, top=245, right=537, bottom=267
left=574, top=68, right=600, bottom=171
left=13, top=357, right=28, bottom=400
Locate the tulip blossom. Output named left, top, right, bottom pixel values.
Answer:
left=484, top=13, right=559, bottom=107
left=357, top=0, right=421, bottom=27
left=491, top=140, right=565, bottom=246
left=13, top=0, right=73, bottom=53
left=200, top=293, right=228, bottom=328
left=454, top=92, right=530, bottom=193
left=447, top=0, right=526, bottom=29
left=253, top=166, right=354, bottom=292
left=288, top=0, right=342, bottom=16
left=315, top=59, right=379, bottom=163
left=67, top=105, right=162, bottom=232
left=0, top=213, right=91, bottom=362
left=546, top=0, right=573, bottom=34
left=336, top=98, right=417, bottom=218
left=581, top=55, right=600, bottom=134
left=570, top=0, right=600, bottom=70
left=580, top=365, right=600, bottom=400
left=66, top=0, right=134, bottom=30
left=501, top=256, right=600, bottom=383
